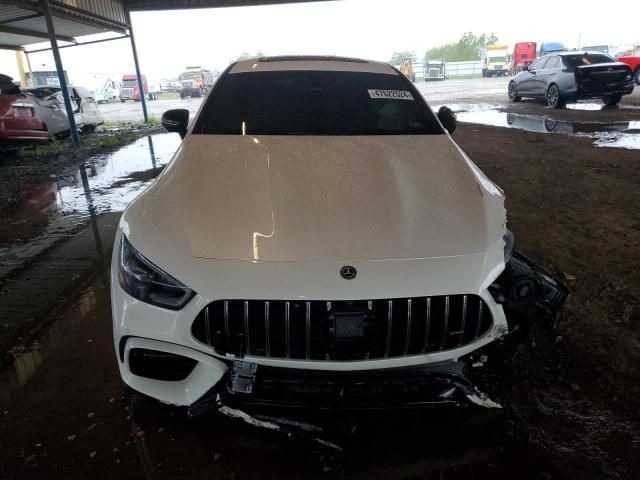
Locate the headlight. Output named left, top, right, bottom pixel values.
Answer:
left=118, top=235, right=195, bottom=310
left=503, top=228, right=515, bottom=262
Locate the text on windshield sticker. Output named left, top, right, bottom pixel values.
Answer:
left=368, top=89, right=414, bottom=100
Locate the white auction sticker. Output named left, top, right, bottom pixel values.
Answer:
left=368, top=89, right=414, bottom=100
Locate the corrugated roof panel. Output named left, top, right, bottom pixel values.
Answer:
left=0, top=5, right=35, bottom=23
left=125, top=0, right=333, bottom=12
left=0, top=32, right=44, bottom=47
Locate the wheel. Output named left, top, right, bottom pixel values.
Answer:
left=482, top=69, right=487, bottom=78
left=82, top=124, right=96, bottom=133
left=508, top=81, right=521, bottom=102
left=179, top=91, right=185, bottom=99
left=546, top=84, right=564, bottom=108
left=634, top=69, right=640, bottom=85
left=120, top=99, right=125, bottom=103
left=602, top=94, right=622, bottom=106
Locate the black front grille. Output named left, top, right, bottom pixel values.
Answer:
left=191, top=295, right=493, bottom=361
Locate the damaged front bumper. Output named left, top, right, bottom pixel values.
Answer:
left=188, top=356, right=501, bottom=417
left=187, top=251, right=568, bottom=417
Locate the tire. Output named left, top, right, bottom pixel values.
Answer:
left=602, top=94, right=622, bottom=106
left=546, top=84, right=563, bottom=108
left=508, top=81, right=521, bottom=102
left=634, top=69, right=640, bottom=85
left=120, top=99, right=125, bottom=103
left=82, top=124, right=96, bottom=133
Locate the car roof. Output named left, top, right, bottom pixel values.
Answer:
left=554, top=51, right=611, bottom=57
left=229, top=55, right=398, bottom=75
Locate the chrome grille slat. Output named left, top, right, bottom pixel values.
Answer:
left=243, top=300, right=250, bottom=355
left=223, top=300, right=229, bottom=337
left=423, top=297, right=431, bottom=352
left=385, top=300, right=393, bottom=358
left=305, top=301, right=311, bottom=360
left=459, top=295, right=468, bottom=346
left=403, top=299, right=412, bottom=355
left=194, top=295, right=493, bottom=361
left=264, top=301, right=271, bottom=357
left=440, top=296, right=450, bottom=350
left=204, top=305, right=211, bottom=346
left=285, top=301, right=291, bottom=359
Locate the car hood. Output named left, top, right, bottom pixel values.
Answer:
left=134, top=134, right=505, bottom=262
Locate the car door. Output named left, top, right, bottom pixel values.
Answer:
left=535, top=56, right=561, bottom=95
left=519, top=57, right=548, bottom=95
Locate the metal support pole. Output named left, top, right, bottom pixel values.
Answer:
left=41, top=0, right=80, bottom=145
left=15, top=50, right=27, bottom=87
left=25, top=51, right=34, bottom=87
left=126, top=10, right=148, bottom=123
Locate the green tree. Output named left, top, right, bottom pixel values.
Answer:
left=390, top=51, right=417, bottom=66
left=425, top=32, right=498, bottom=62
left=232, top=51, right=265, bottom=62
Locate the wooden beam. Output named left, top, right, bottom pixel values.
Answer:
left=0, top=24, right=77, bottom=43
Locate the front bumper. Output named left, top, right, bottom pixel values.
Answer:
left=112, top=230, right=566, bottom=409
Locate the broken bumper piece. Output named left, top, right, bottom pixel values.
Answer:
left=490, top=251, right=569, bottom=332
left=188, top=359, right=501, bottom=417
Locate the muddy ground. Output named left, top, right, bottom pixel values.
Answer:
left=1, top=92, right=639, bottom=479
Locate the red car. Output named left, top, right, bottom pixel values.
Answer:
left=616, top=56, right=640, bottom=85
left=0, top=74, right=49, bottom=152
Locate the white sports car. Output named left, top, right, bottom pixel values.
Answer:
left=111, top=56, right=567, bottom=413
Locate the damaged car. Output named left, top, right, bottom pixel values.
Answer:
left=112, top=56, right=568, bottom=414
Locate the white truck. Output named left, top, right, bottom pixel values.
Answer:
left=424, top=59, right=446, bottom=80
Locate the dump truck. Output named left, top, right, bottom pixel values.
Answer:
left=179, top=67, right=215, bottom=98
left=482, top=44, right=509, bottom=77
left=424, top=58, right=446, bottom=80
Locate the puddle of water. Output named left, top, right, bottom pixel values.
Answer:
left=0, top=286, right=98, bottom=403
left=566, top=102, right=640, bottom=111
left=457, top=110, right=640, bottom=150
left=0, top=133, right=181, bottom=278
left=432, top=103, right=503, bottom=114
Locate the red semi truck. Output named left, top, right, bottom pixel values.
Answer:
left=119, top=74, right=158, bottom=102
left=511, top=42, right=537, bottom=74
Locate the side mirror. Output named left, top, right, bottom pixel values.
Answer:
left=437, top=106, right=457, bottom=134
left=161, top=109, right=189, bottom=138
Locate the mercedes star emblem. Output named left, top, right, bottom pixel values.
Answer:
left=340, top=265, right=357, bottom=280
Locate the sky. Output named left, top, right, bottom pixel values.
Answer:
left=1, top=0, right=638, bottom=87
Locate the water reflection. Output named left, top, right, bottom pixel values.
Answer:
left=0, top=287, right=97, bottom=401
left=456, top=110, right=640, bottom=150
left=0, top=134, right=181, bottom=278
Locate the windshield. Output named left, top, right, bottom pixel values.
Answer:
left=121, top=80, right=138, bottom=87
left=193, top=70, right=442, bottom=136
left=564, top=54, right=614, bottom=68
left=181, top=73, right=200, bottom=80
left=488, top=56, right=507, bottom=63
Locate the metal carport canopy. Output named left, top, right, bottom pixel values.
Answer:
left=0, top=0, right=129, bottom=49
left=124, top=0, right=330, bottom=10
